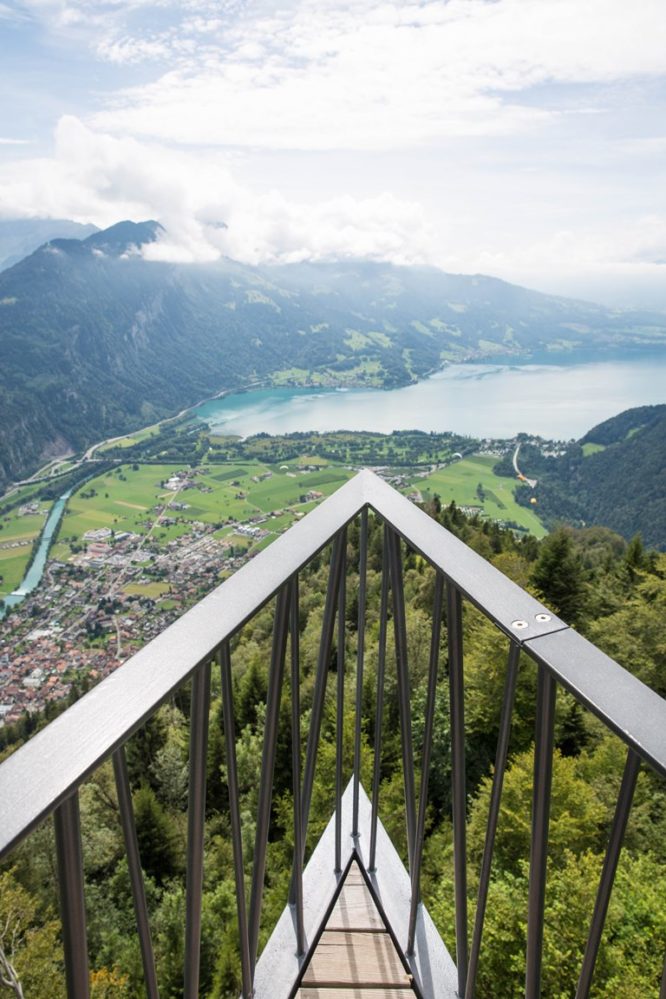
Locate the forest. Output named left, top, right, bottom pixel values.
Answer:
left=1, top=499, right=665, bottom=997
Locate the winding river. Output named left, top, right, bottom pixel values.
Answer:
left=0, top=490, right=71, bottom=621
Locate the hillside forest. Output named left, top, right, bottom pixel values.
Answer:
left=1, top=501, right=665, bottom=997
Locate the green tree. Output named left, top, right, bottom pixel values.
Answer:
left=133, top=785, right=182, bottom=883
left=531, top=527, right=586, bottom=624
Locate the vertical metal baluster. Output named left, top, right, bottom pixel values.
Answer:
left=289, top=575, right=306, bottom=957
left=335, top=538, right=347, bottom=873
left=112, top=746, right=160, bottom=999
left=388, top=527, right=417, bottom=875
left=219, top=642, right=253, bottom=998
left=353, top=507, right=368, bottom=837
left=184, top=661, right=211, bottom=999
left=407, top=571, right=444, bottom=954
left=291, top=529, right=347, bottom=902
left=525, top=665, right=557, bottom=999
left=369, top=523, right=390, bottom=872
left=465, top=641, right=521, bottom=999
left=575, top=749, right=641, bottom=999
left=447, top=580, right=469, bottom=997
left=249, top=584, right=291, bottom=976
left=54, top=792, right=89, bottom=999
left=661, top=954, right=666, bottom=999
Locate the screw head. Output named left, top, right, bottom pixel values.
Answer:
left=535, top=613, right=551, bottom=623
left=512, top=619, right=529, bottom=630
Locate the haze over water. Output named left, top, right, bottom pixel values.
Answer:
left=196, top=355, right=666, bottom=441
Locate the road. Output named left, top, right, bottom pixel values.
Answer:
left=512, top=443, right=538, bottom=489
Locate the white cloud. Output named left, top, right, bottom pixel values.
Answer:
left=87, top=0, right=666, bottom=150
left=0, top=116, right=435, bottom=266
left=0, top=138, right=32, bottom=145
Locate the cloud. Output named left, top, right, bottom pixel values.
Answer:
left=86, top=0, right=666, bottom=150
left=0, top=138, right=32, bottom=145
left=0, top=116, right=435, bottom=266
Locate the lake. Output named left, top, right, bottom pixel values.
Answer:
left=195, top=353, right=666, bottom=441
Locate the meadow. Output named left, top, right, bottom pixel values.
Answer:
left=411, top=455, right=546, bottom=536
left=2, top=449, right=545, bottom=598
left=0, top=504, right=52, bottom=596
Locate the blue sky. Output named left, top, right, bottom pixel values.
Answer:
left=1, top=0, right=665, bottom=308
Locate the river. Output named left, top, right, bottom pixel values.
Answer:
left=0, top=490, right=71, bottom=621
left=194, top=353, right=666, bottom=441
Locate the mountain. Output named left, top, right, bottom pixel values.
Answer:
left=498, top=406, right=666, bottom=549
left=0, top=218, right=99, bottom=271
left=1, top=219, right=666, bottom=491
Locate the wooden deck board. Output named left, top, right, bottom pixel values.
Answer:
left=327, top=882, right=385, bottom=931
left=343, top=863, right=367, bottom=886
left=301, top=931, right=412, bottom=988
left=297, top=990, right=415, bottom=998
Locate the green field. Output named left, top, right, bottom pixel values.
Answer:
left=0, top=505, right=52, bottom=596
left=54, top=460, right=354, bottom=553
left=411, top=455, right=546, bottom=536
left=124, top=581, right=171, bottom=598
left=0, top=448, right=548, bottom=597
left=582, top=442, right=606, bottom=456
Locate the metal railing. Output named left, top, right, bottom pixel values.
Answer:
left=1, top=469, right=665, bottom=998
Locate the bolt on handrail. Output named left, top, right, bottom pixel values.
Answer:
left=0, top=469, right=665, bottom=999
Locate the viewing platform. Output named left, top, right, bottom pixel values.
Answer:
left=1, top=470, right=665, bottom=998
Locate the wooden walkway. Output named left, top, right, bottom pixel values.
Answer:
left=296, top=860, right=416, bottom=999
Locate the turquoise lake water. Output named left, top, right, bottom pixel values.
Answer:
left=195, top=353, right=666, bottom=441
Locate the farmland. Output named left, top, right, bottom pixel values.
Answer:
left=1, top=427, right=549, bottom=601
left=411, top=455, right=547, bottom=536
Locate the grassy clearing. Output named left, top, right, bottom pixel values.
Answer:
left=412, top=455, right=547, bottom=536
left=582, top=442, right=606, bottom=456
left=0, top=506, right=53, bottom=594
left=124, top=581, right=171, bottom=598
left=0, top=551, right=31, bottom=595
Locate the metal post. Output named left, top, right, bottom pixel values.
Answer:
left=112, top=746, right=160, bottom=999
left=525, top=665, right=557, bottom=999
left=219, top=642, right=253, bottom=998
left=293, top=529, right=346, bottom=899
left=335, top=542, right=346, bottom=873
left=388, top=527, right=417, bottom=875
left=353, top=507, right=368, bottom=837
left=370, top=524, right=390, bottom=872
left=54, top=792, right=90, bottom=999
left=289, top=576, right=306, bottom=957
left=408, top=571, right=444, bottom=954
left=465, top=641, right=521, bottom=999
left=575, top=749, right=641, bottom=999
left=661, top=954, right=666, bottom=999
left=447, top=580, right=468, bottom=997
left=249, top=583, right=291, bottom=975
left=184, top=661, right=211, bottom=999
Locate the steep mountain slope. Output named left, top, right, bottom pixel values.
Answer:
left=0, top=218, right=99, bottom=271
left=499, top=406, right=666, bottom=549
left=1, top=219, right=666, bottom=490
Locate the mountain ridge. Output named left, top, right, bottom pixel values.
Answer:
left=1, top=219, right=665, bottom=491
left=496, top=405, right=666, bottom=549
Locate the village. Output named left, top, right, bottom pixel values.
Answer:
left=0, top=503, right=281, bottom=730
left=0, top=428, right=564, bottom=735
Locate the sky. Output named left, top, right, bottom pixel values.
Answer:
left=1, top=0, right=665, bottom=309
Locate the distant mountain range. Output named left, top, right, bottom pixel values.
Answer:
left=0, top=218, right=99, bottom=272
left=1, top=218, right=666, bottom=491
left=496, top=405, right=666, bottom=549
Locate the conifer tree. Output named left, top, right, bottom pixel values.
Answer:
left=531, top=527, right=585, bottom=624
